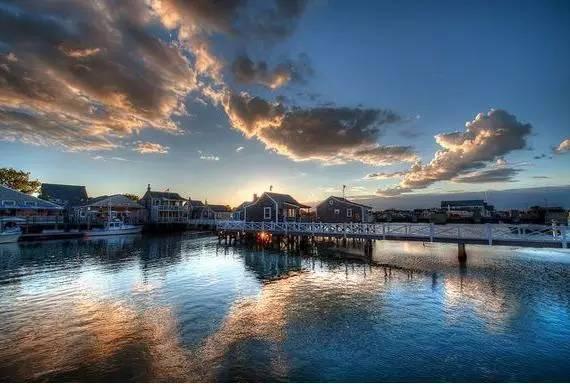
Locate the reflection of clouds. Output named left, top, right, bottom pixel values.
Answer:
left=443, top=274, right=516, bottom=332
left=0, top=295, right=192, bottom=381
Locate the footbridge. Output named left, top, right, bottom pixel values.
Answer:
left=215, top=221, right=568, bottom=248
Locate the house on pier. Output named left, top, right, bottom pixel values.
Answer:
left=232, top=200, right=251, bottom=220
left=244, top=192, right=310, bottom=222
left=39, top=183, right=88, bottom=223
left=316, top=196, right=373, bottom=223
left=190, top=201, right=232, bottom=220
left=140, top=185, right=189, bottom=223
left=0, top=185, right=63, bottom=224
left=75, top=194, right=146, bottom=225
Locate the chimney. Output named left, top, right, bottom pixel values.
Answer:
left=147, top=184, right=151, bottom=192
left=253, top=193, right=258, bottom=201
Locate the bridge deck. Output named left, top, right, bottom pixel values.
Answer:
left=212, top=221, right=568, bottom=249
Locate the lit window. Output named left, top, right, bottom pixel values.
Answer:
left=334, top=209, right=340, bottom=215
left=347, top=208, right=352, bottom=217
left=264, top=207, right=272, bottom=219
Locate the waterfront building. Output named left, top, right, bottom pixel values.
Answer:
left=75, top=194, right=146, bottom=225
left=0, top=184, right=63, bottom=224
left=39, top=183, right=88, bottom=223
left=316, top=196, right=373, bottom=223
left=244, top=192, right=310, bottom=222
left=191, top=202, right=232, bottom=220
left=232, top=200, right=252, bottom=221
left=140, top=185, right=189, bottom=223
left=441, top=199, right=495, bottom=218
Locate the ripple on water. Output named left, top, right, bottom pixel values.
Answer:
left=0, top=235, right=569, bottom=381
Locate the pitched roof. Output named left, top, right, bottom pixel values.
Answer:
left=40, top=183, right=88, bottom=207
left=147, top=191, right=186, bottom=200
left=234, top=201, right=251, bottom=211
left=0, top=185, right=63, bottom=210
left=190, top=200, right=204, bottom=207
left=83, top=194, right=144, bottom=209
left=208, top=204, right=232, bottom=212
left=264, top=192, right=311, bottom=209
left=321, top=196, right=372, bottom=209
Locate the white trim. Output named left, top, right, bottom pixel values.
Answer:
left=347, top=208, right=352, bottom=218
left=263, top=206, right=272, bottom=220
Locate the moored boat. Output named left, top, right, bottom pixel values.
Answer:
left=0, top=218, right=23, bottom=244
left=85, top=218, right=142, bottom=237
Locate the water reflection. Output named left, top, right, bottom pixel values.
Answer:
left=0, top=236, right=569, bottom=381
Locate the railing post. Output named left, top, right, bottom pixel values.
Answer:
left=382, top=223, right=386, bottom=240
left=486, top=223, right=492, bottom=245
left=561, top=226, right=567, bottom=249
left=429, top=223, right=434, bottom=242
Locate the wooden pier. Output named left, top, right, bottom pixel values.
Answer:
left=215, top=221, right=569, bottom=249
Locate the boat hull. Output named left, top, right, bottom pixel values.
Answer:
left=0, top=233, right=21, bottom=244
left=85, top=226, right=143, bottom=237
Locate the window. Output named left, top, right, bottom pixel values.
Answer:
left=347, top=208, right=352, bottom=218
left=264, top=207, right=272, bottom=219
left=328, top=199, right=334, bottom=206
left=286, top=208, right=296, bottom=217
left=1, top=200, right=15, bottom=207
left=25, top=201, right=37, bottom=207
left=334, top=209, right=340, bottom=215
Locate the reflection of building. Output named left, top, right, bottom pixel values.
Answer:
left=140, top=185, right=189, bottom=223
left=316, top=196, right=372, bottom=223
left=39, top=183, right=88, bottom=222
left=75, top=194, right=146, bottom=224
left=0, top=185, right=63, bottom=223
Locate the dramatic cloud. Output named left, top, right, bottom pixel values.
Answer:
left=554, top=138, right=570, bottom=154
left=221, top=91, right=417, bottom=166
left=452, top=167, right=521, bottom=183
left=0, top=1, right=195, bottom=151
left=231, top=53, right=312, bottom=89
left=378, top=109, right=532, bottom=196
left=363, top=171, right=407, bottom=180
left=132, top=141, right=169, bottom=154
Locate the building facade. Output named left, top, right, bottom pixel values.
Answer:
left=316, top=196, right=373, bottom=223
left=75, top=194, right=146, bottom=225
left=0, top=185, right=63, bottom=224
left=244, top=192, right=310, bottom=222
left=40, top=183, right=88, bottom=223
left=140, top=185, right=189, bottom=223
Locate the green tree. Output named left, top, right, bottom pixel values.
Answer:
left=0, top=167, right=41, bottom=194
left=123, top=193, right=140, bottom=202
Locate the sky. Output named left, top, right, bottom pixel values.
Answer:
left=0, top=0, right=569, bottom=207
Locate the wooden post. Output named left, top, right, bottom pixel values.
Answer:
left=458, top=242, right=467, bottom=262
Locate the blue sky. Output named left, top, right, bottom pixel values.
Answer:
left=0, top=0, right=568, bottom=206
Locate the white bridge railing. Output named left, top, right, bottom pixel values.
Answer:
left=215, top=221, right=568, bottom=248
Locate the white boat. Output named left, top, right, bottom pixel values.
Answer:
left=85, top=218, right=143, bottom=237
left=0, top=219, right=23, bottom=244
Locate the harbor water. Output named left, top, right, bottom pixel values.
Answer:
left=0, top=233, right=569, bottom=381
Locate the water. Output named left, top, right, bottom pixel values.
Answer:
left=0, top=233, right=569, bottom=382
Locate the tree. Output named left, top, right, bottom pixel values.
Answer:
left=123, top=193, right=140, bottom=202
left=0, top=167, right=41, bottom=194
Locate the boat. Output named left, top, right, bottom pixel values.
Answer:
left=85, top=218, right=143, bottom=237
left=0, top=218, right=23, bottom=244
